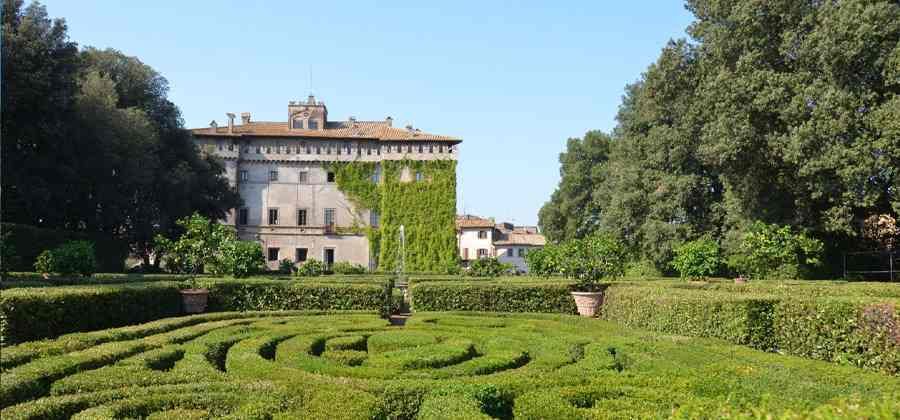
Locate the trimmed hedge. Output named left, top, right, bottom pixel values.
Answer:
left=1, top=223, right=128, bottom=273
left=203, top=280, right=387, bottom=312
left=0, top=283, right=183, bottom=345
left=600, top=284, right=900, bottom=374
left=411, top=282, right=577, bottom=313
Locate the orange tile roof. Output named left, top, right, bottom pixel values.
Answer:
left=456, top=215, right=495, bottom=229
left=494, top=233, right=547, bottom=246
left=191, top=120, right=460, bottom=142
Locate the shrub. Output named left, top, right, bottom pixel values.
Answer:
left=331, top=261, right=367, bottom=275
left=671, top=237, right=721, bottom=280
left=211, top=240, right=266, bottom=278
left=466, top=257, right=511, bottom=278
left=728, top=222, right=823, bottom=279
left=33, top=240, right=97, bottom=276
left=278, top=258, right=296, bottom=275
left=295, top=259, right=327, bottom=277
left=1, top=223, right=127, bottom=273
left=524, top=243, right=563, bottom=277
left=622, top=259, right=663, bottom=278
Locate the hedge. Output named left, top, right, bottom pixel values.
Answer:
left=0, top=283, right=183, bottom=345
left=1, top=223, right=128, bottom=273
left=202, top=280, right=387, bottom=312
left=599, top=284, right=900, bottom=374
left=1, top=273, right=192, bottom=289
left=410, top=282, right=577, bottom=313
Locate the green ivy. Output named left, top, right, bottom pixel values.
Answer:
left=332, top=159, right=457, bottom=273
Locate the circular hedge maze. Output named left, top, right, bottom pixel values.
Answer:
left=1, top=312, right=898, bottom=419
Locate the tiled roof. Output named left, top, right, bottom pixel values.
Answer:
left=191, top=120, right=460, bottom=142
left=494, top=233, right=547, bottom=246
left=456, top=215, right=495, bottom=229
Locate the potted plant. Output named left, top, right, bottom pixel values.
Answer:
left=561, top=234, right=626, bottom=317
left=156, top=213, right=235, bottom=314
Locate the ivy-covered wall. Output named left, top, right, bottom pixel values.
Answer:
left=332, top=159, right=457, bottom=273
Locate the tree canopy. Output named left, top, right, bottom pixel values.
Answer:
left=539, top=0, right=900, bottom=276
left=1, top=0, right=241, bottom=268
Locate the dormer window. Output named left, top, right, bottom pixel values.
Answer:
left=308, top=120, right=319, bottom=130
left=292, top=118, right=305, bottom=129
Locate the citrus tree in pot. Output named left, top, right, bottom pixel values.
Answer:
left=563, top=234, right=626, bottom=316
left=528, top=233, right=626, bottom=317
left=155, top=213, right=237, bottom=314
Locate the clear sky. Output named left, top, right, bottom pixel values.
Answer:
left=43, top=1, right=694, bottom=226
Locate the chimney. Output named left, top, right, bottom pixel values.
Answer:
left=348, top=116, right=357, bottom=125
left=385, top=116, right=393, bottom=127
left=405, top=124, right=414, bottom=132
left=209, top=120, right=218, bottom=133
left=240, top=112, right=251, bottom=125
left=226, top=113, right=235, bottom=134
left=307, top=95, right=316, bottom=105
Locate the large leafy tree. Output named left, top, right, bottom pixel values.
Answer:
left=540, top=0, right=900, bottom=275
left=1, top=1, right=241, bottom=269
left=1, top=0, right=80, bottom=227
left=538, top=131, right=612, bottom=243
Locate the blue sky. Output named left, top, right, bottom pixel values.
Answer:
left=43, top=1, right=694, bottom=226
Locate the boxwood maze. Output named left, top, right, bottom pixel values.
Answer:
left=2, top=312, right=898, bottom=419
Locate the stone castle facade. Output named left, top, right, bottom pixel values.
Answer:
left=190, top=96, right=461, bottom=269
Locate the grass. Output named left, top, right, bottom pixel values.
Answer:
left=1, top=312, right=898, bottom=419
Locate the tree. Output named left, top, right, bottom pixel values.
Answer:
left=1, top=0, right=81, bottom=227
left=540, top=0, right=900, bottom=276
left=538, top=131, right=612, bottom=243
left=1, top=1, right=241, bottom=272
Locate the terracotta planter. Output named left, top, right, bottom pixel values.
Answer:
left=571, top=291, right=604, bottom=317
left=180, top=289, right=209, bottom=314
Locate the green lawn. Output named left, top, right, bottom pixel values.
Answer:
left=1, top=312, right=897, bottom=419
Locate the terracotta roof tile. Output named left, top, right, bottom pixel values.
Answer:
left=191, top=120, right=460, bottom=142
left=494, top=233, right=547, bottom=246
left=456, top=215, right=495, bottom=229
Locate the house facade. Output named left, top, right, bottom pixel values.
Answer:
left=191, top=96, right=461, bottom=270
left=456, top=215, right=546, bottom=272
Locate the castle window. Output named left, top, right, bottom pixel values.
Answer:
left=297, top=209, right=308, bottom=226
left=266, top=146, right=272, bottom=153
left=217, top=141, right=223, bottom=151
left=324, top=208, right=335, bottom=226
left=429, top=144, right=434, bottom=153
left=268, top=247, right=280, bottom=261
left=407, top=144, right=412, bottom=153
left=438, top=144, right=443, bottom=153
left=518, top=248, right=526, bottom=257
left=316, top=146, right=321, bottom=154
left=228, top=143, right=234, bottom=152
left=268, top=208, right=279, bottom=225
left=292, top=118, right=304, bottom=129
left=255, top=146, right=261, bottom=154
left=239, top=170, right=248, bottom=181
left=295, top=248, right=308, bottom=262
left=478, top=230, right=488, bottom=239
left=418, top=144, right=423, bottom=153
left=326, top=171, right=336, bottom=183
left=238, top=208, right=248, bottom=225
left=269, top=170, right=278, bottom=181
left=367, top=145, right=372, bottom=155
left=308, top=120, right=318, bottom=129
left=298, top=171, right=308, bottom=184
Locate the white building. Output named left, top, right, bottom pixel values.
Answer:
left=456, top=215, right=546, bottom=273
left=190, top=96, right=461, bottom=270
